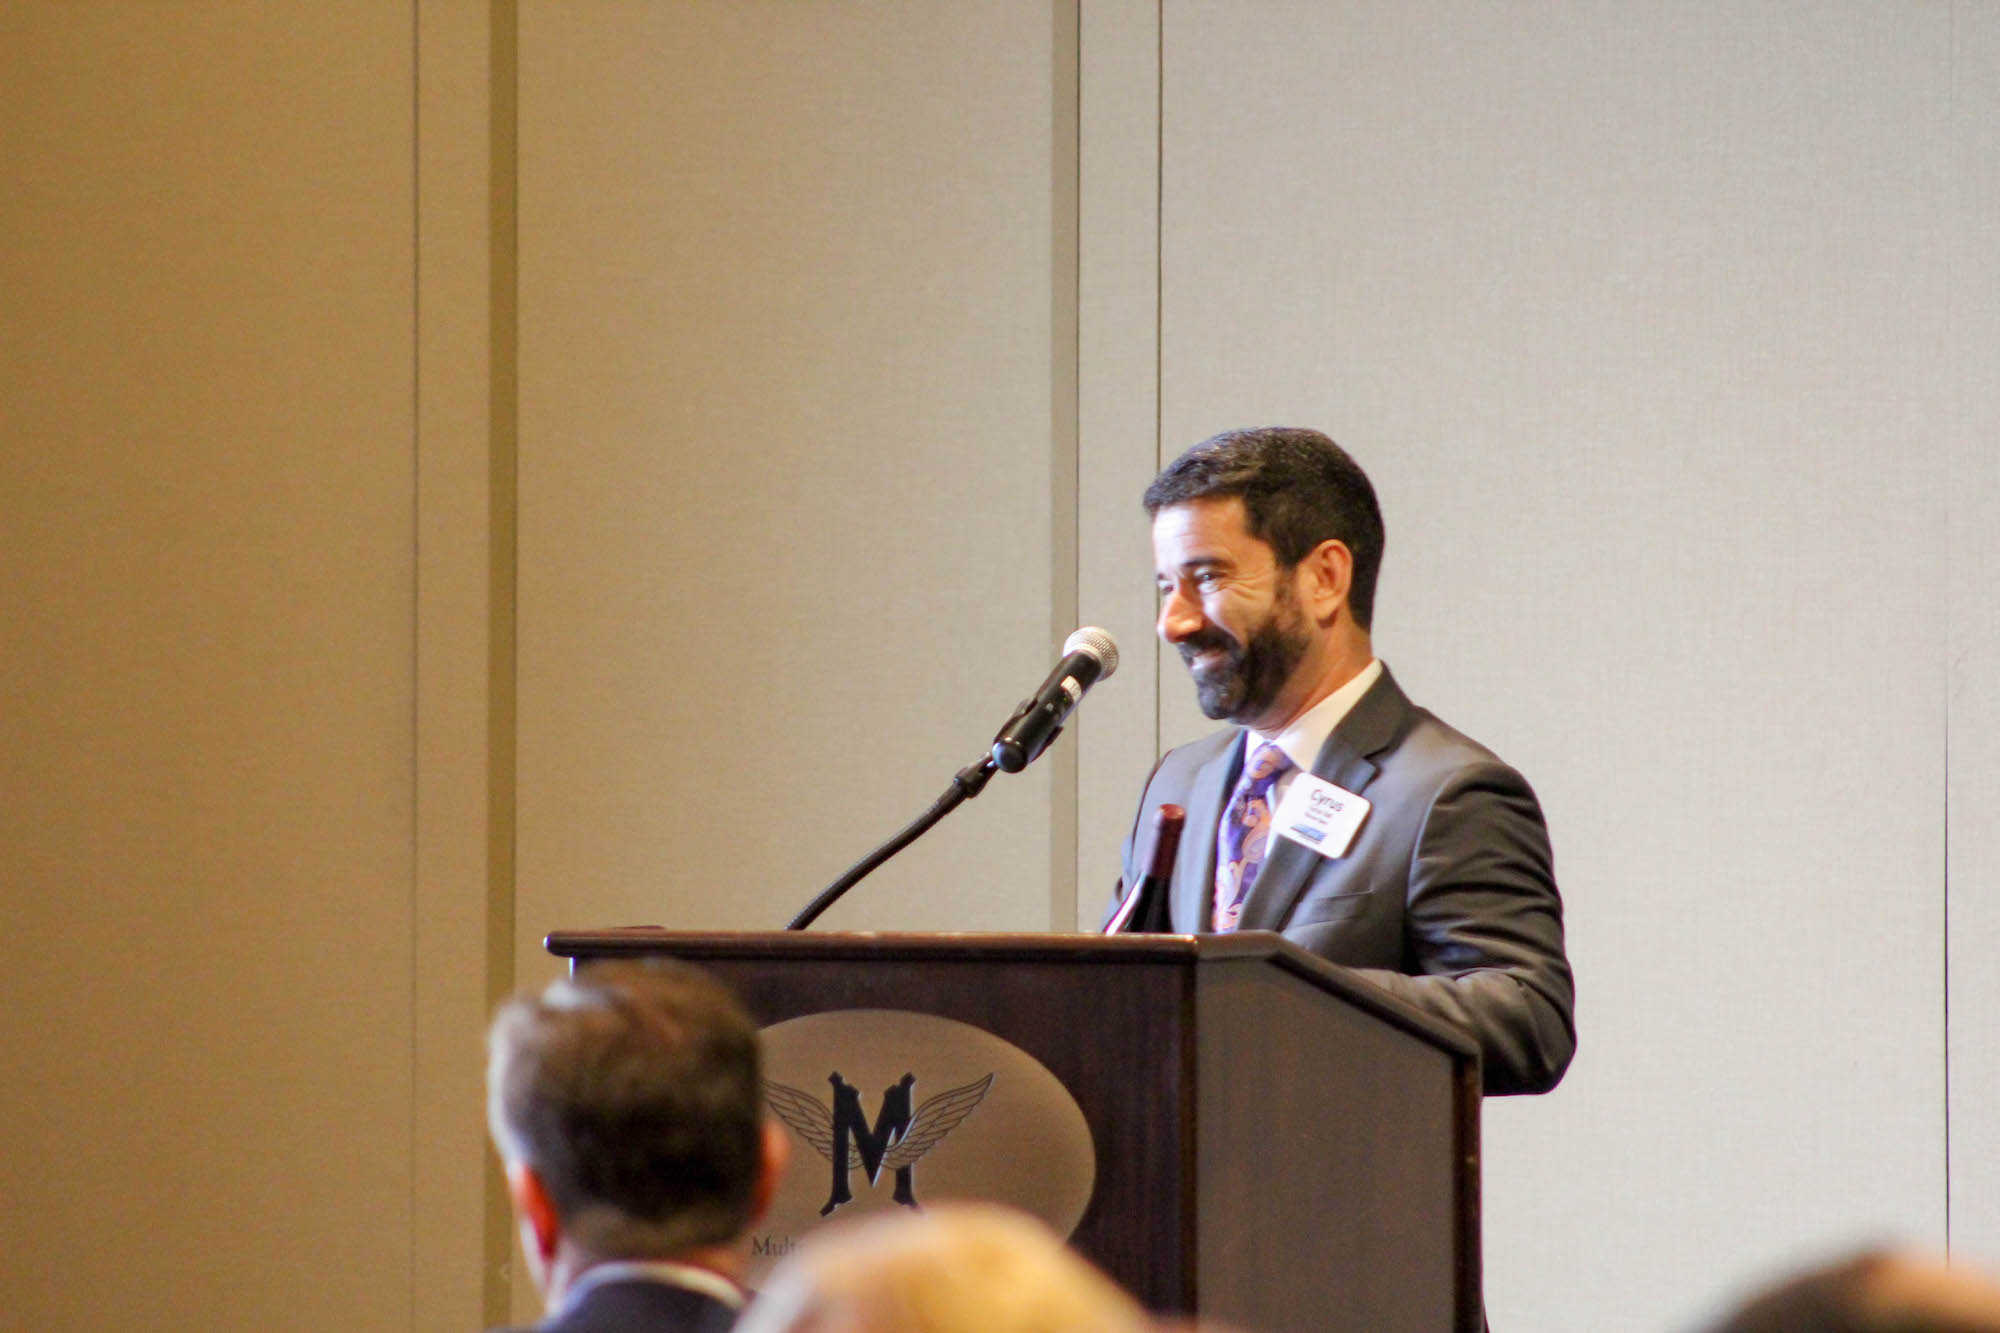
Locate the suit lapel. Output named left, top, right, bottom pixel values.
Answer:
left=1235, top=668, right=1413, bottom=933
left=1171, top=734, right=1243, bottom=932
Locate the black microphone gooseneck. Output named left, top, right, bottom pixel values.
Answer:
left=785, top=627, right=1120, bottom=931
left=785, top=755, right=997, bottom=930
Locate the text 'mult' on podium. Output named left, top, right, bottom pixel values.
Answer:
left=546, top=929, right=1481, bottom=1333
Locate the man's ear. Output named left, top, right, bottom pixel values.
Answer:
left=750, top=1120, right=791, bottom=1224
left=1300, top=538, right=1355, bottom=625
left=506, top=1162, right=561, bottom=1265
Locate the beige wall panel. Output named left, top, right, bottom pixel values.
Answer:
left=414, top=1, right=503, bottom=1328
left=516, top=3, right=1065, bottom=975
left=1156, top=3, right=1953, bottom=1328
left=1948, top=2, right=2000, bottom=1268
left=0, top=6, right=424, bottom=1331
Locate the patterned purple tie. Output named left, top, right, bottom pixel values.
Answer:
left=1213, top=741, right=1292, bottom=932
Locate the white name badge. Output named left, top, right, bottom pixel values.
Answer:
left=1272, top=773, right=1370, bottom=858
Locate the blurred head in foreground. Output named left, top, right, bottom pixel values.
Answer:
left=735, top=1204, right=1154, bottom=1333
left=486, top=959, right=789, bottom=1315
left=1700, top=1248, right=2000, bottom=1333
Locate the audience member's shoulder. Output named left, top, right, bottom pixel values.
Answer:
left=1698, top=1247, right=2000, bottom=1333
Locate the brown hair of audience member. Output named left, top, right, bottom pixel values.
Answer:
left=735, top=1204, right=1156, bottom=1333
left=486, top=959, right=788, bottom=1296
left=1703, top=1248, right=2000, bottom=1333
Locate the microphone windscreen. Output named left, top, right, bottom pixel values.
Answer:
left=1062, top=626, right=1119, bottom=679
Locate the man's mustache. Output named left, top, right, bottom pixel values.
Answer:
left=1177, top=629, right=1240, bottom=664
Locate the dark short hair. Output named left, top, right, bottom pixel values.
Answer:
left=487, top=960, right=764, bottom=1259
left=1143, top=427, right=1385, bottom=629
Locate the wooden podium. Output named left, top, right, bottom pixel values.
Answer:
left=545, top=929, right=1481, bottom=1333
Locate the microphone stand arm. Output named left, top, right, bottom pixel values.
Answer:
left=786, top=754, right=999, bottom=930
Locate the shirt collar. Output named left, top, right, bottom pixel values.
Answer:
left=1249, top=658, right=1383, bottom=773
left=555, top=1259, right=747, bottom=1318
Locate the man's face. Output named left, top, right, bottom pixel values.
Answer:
left=1152, top=498, right=1313, bottom=729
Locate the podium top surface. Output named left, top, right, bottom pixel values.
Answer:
left=544, top=927, right=1478, bottom=1062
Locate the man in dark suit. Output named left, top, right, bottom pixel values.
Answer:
left=486, top=960, right=789, bottom=1332
left=1110, top=427, right=1575, bottom=1095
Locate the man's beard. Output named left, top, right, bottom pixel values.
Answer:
left=1178, top=595, right=1312, bottom=725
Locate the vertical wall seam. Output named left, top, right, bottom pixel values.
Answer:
left=407, top=4, right=423, bottom=1328
left=1942, top=0, right=1960, bottom=1258
left=483, top=0, right=520, bottom=1322
left=1069, top=0, right=1081, bottom=927
left=1050, top=0, right=1083, bottom=930
left=1151, top=0, right=1165, bottom=762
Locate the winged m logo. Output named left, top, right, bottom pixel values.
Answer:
left=764, top=1071, right=995, bottom=1215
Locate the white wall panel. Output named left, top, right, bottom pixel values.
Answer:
left=1156, top=3, right=1954, bottom=1327
left=1947, top=1, right=2000, bottom=1271
left=516, top=4, right=1067, bottom=986
left=1077, top=0, right=1168, bottom=924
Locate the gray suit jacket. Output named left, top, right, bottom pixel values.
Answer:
left=1115, top=666, right=1575, bottom=1095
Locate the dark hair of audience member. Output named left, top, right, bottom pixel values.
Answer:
left=486, top=959, right=764, bottom=1259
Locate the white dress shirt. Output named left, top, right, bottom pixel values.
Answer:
left=1248, top=658, right=1383, bottom=809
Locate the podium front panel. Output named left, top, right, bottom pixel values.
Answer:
left=546, top=929, right=1478, bottom=1330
